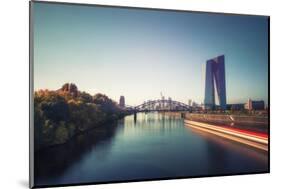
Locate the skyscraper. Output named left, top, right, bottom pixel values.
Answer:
left=119, top=96, right=125, bottom=108
left=188, top=99, right=192, bottom=107
left=204, top=55, right=226, bottom=110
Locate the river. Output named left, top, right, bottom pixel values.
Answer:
left=35, top=112, right=268, bottom=186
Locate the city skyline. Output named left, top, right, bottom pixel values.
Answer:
left=33, top=3, right=268, bottom=106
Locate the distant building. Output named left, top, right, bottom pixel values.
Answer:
left=226, top=104, right=245, bottom=111
left=244, top=99, right=265, bottom=110
left=161, top=96, right=165, bottom=108
left=192, top=101, right=198, bottom=107
left=119, top=96, right=125, bottom=108
left=188, top=99, right=192, bottom=106
left=204, top=55, right=226, bottom=110
left=168, top=97, right=172, bottom=109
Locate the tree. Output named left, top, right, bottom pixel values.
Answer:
left=78, top=92, right=93, bottom=103
left=54, top=122, right=69, bottom=144
left=40, top=93, right=69, bottom=123
left=34, top=83, right=125, bottom=151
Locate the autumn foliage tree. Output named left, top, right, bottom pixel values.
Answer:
left=34, top=83, right=125, bottom=151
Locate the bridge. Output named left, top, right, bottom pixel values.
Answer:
left=123, top=99, right=191, bottom=112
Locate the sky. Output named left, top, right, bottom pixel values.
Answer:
left=33, top=2, right=268, bottom=106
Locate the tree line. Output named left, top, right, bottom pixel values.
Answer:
left=34, top=83, right=126, bottom=151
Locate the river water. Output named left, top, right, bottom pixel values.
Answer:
left=35, top=112, right=268, bottom=186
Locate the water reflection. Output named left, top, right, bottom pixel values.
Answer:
left=35, top=122, right=119, bottom=182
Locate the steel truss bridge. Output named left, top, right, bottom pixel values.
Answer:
left=126, top=99, right=191, bottom=112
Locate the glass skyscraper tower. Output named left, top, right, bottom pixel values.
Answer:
left=204, top=55, right=226, bottom=110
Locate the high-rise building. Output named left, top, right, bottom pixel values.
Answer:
left=188, top=99, right=192, bottom=106
left=204, top=55, right=227, bottom=110
left=119, top=96, right=125, bottom=108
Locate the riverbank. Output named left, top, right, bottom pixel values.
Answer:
left=34, top=83, right=128, bottom=151
left=35, top=115, right=127, bottom=152
left=184, top=113, right=268, bottom=151
left=184, top=113, right=268, bottom=133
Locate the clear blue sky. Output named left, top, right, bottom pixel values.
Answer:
left=33, top=2, right=268, bottom=106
